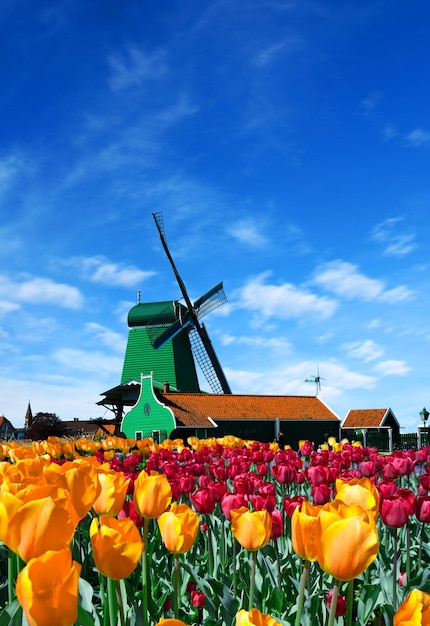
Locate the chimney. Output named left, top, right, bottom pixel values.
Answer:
left=163, top=382, right=170, bottom=393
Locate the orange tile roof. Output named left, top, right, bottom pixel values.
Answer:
left=342, top=409, right=388, bottom=429
left=159, top=392, right=340, bottom=428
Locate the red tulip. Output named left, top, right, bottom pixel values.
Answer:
left=380, top=495, right=411, bottom=528
left=270, top=463, right=296, bottom=484
left=307, top=465, right=330, bottom=486
left=190, top=488, right=216, bottom=515
left=190, top=590, right=205, bottom=608
left=416, top=496, right=430, bottom=523
left=360, top=460, right=378, bottom=478
left=283, top=495, right=307, bottom=518
left=221, top=492, right=248, bottom=521
left=312, top=483, right=331, bottom=505
left=376, top=479, right=398, bottom=500
left=250, top=494, right=276, bottom=513
left=326, top=589, right=347, bottom=617
left=179, top=474, right=196, bottom=495
left=270, top=509, right=284, bottom=539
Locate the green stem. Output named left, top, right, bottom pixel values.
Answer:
left=233, top=538, right=237, bottom=598
left=274, top=540, right=282, bottom=593
left=327, top=579, right=341, bottom=626
left=295, top=560, right=310, bottom=626
left=392, top=527, right=398, bottom=611
left=107, top=577, right=117, bottom=626
left=249, top=551, right=257, bottom=611
left=419, top=522, right=424, bottom=567
left=346, top=579, right=354, bottom=626
left=406, top=524, right=411, bottom=580
left=174, top=555, right=180, bottom=619
left=207, top=516, right=214, bottom=575
left=115, top=580, right=126, bottom=626
left=7, top=549, right=16, bottom=604
left=141, top=518, right=149, bottom=626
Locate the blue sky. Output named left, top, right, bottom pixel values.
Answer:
left=1, top=0, right=430, bottom=432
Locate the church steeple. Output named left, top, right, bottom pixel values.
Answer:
left=25, top=402, right=33, bottom=429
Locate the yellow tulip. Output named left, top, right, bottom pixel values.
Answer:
left=394, top=589, right=430, bottom=625
left=335, top=477, right=380, bottom=522
left=315, top=502, right=379, bottom=581
left=158, top=503, right=199, bottom=554
left=92, top=468, right=130, bottom=516
left=230, top=506, right=272, bottom=552
left=90, top=515, right=144, bottom=580
left=6, top=485, right=79, bottom=562
left=133, top=469, right=172, bottom=519
left=16, top=549, right=81, bottom=626
left=236, top=608, right=282, bottom=625
left=43, top=459, right=101, bottom=520
left=291, top=501, right=321, bottom=562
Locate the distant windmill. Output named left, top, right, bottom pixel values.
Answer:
left=305, top=367, right=325, bottom=395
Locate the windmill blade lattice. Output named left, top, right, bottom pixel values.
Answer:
left=188, top=327, right=226, bottom=394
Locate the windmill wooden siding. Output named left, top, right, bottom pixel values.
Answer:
left=121, top=310, right=200, bottom=392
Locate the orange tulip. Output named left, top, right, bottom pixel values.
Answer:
left=133, top=469, right=172, bottom=519
left=291, top=500, right=321, bottom=562
left=334, top=477, right=380, bottom=522
left=394, top=588, right=430, bottom=625
left=16, top=549, right=81, bottom=626
left=0, top=490, right=22, bottom=544
left=43, top=459, right=101, bottom=520
left=158, top=503, right=199, bottom=554
left=230, top=506, right=272, bottom=552
left=5, top=485, right=79, bottom=562
left=90, top=515, right=144, bottom=580
left=236, top=608, right=282, bottom=625
left=92, top=468, right=130, bottom=516
left=155, top=620, right=189, bottom=626
left=315, top=501, right=379, bottom=581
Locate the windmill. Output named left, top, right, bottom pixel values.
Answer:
left=305, top=367, right=325, bottom=396
left=149, top=211, right=232, bottom=394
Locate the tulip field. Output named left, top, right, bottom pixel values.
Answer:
left=1, top=435, right=430, bottom=626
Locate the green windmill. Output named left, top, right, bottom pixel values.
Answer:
left=98, top=212, right=231, bottom=426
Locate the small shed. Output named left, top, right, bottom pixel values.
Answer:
left=341, top=408, right=400, bottom=449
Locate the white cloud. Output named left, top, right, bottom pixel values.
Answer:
left=0, top=275, right=83, bottom=309
left=405, top=128, right=430, bottom=147
left=220, top=332, right=292, bottom=352
left=108, top=47, right=168, bottom=91
left=313, top=260, right=413, bottom=303
left=85, top=322, right=126, bottom=352
left=0, top=301, right=20, bottom=316
left=227, top=218, right=268, bottom=248
left=53, top=348, right=123, bottom=375
left=371, top=217, right=417, bottom=257
left=343, top=339, right=384, bottom=362
left=252, top=37, right=304, bottom=68
left=237, top=272, right=337, bottom=319
left=74, top=257, right=156, bottom=288
left=373, top=360, right=411, bottom=376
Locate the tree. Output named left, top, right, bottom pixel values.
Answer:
left=26, top=412, right=64, bottom=440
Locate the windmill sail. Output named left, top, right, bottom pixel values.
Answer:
left=189, top=326, right=231, bottom=394
left=151, top=211, right=232, bottom=394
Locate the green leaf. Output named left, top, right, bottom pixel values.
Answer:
left=0, top=600, right=22, bottom=626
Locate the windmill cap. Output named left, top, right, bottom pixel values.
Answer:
left=128, top=301, right=178, bottom=328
